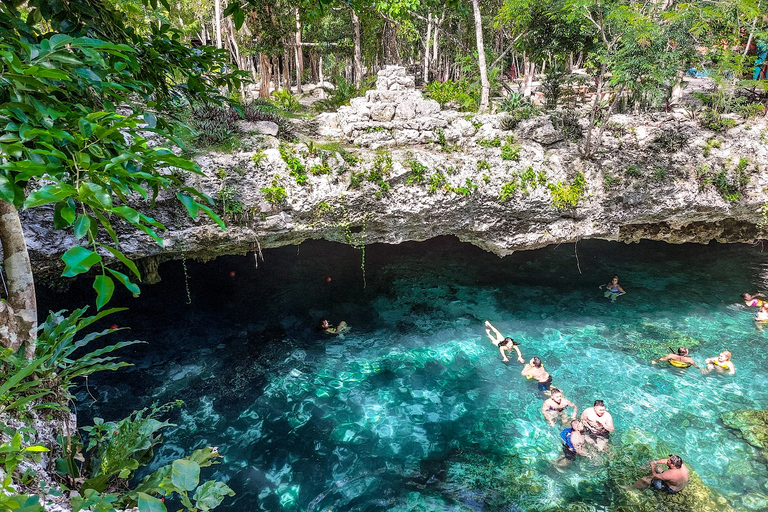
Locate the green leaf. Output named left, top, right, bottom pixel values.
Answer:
left=137, top=492, right=167, bottom=512
left=193, top=480, right=235, bottom=511
left=74, top=214, right=91, bottom=240
left=49, top=34, right=74, bottom=49
left=25, top=184, right=77, bottom=209
left=61, top=246, right=101, bottom=277
left=112, top=205, right=140, bottom=224
left=143, top=112, right=157, bottom=128
left=0, top=174, right=17, bottom=203
left=53, top=201, right=76, bottom=229
left=100, top=245, right=140, bottom=279
left=176, top=193, right=199, bottom=218
left=21, top=445, right=50, bottom=453
left=93, top=275, right=115, bottom=310
left=107, top=268, right=141, bottom=297
left=78, top=118, right=93, bottom=138
left=171, top=459, right=200, bottom=492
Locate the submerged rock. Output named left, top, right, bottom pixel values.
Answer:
left=721, top=409, right=768, bottom=461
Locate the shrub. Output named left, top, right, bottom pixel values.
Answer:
left=700, top=110, right=736, bottom=132
left=261, top=176, right=287, bottom=206
left=548, top=171, right=586, bottom=209
left=366, top=153, right=393, bottom=197
left=407, top=160, right=429, bottom=184
left=314, top=74, right=374, bottom=112
left=270, top=89, right=301, bottom=113
left=500, top=141, right=521, bottom=161
left=425, top=79, right=477, bottom=111
left=279, top=145, right=308, bottom=185
left=650, top=128, right=688, bottom=152
left=242, top=100, right=296, bottom=140
left=477, top=137, right=501, bottom=148
left=428, top=172, right=447, bottom=194
left=550, top=109, right=582, bottom=141
left=625, top=165, right=643, bottom=178
left=251, top=150, right=267, bottom=166
left=309, top=161, right=331, bottom=175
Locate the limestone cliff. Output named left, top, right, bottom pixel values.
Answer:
left=19, top=66, right=768, bottom=279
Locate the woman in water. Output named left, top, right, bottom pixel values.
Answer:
left=703, top=350, right=735, bottom=375
left=319, top=319, right=349, bottom=335
left=755, top=304, right=768, bottom=322
left=742, top=292, right=766, bottom=307
left=484, top=320, right=524, bottom=363
left=601, top=275, right=626, bottom=301
left=522, top=356, right=552, bottom=392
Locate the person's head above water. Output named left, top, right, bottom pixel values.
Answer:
left=550, top=387, right=562, bottom=398
left=593, top=400, right=606, bottom=415
left=719, top=350, right=732, bottom=361
left=610, top=275, right=619, bottom=283
left=319, top=319, right=330, bottom=329
left=668, top=454, right=683, bottom=468
left=571, top=419, right=583, bottom=431
left=531, top=356, right=542, bottom=367
left=677, top=347, right=689, bottom=356
left=502, top=337, right=519, bottom=347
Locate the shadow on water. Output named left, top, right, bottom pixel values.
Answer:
left=37, top=236, right=768, bottom=511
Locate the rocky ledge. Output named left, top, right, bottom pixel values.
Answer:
left=18, top=67, right=768, bottom=281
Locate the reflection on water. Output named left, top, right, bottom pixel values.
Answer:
left=40, top=237, right=768, bottom=511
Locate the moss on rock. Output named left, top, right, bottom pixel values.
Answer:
left=721, top=409, right=768, bottom=461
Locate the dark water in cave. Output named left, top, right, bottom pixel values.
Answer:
left=38, top=237, right=768, bottom=511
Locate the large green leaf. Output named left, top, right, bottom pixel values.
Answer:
left=61, top=246, right=101, bottom=277
left=93, top=275, right=114, bottom=310
left=136, top=492, right=166, bottom=512
left=193, top=480, right=235, bottom=511
left=107, top=268, right=140, bottom=296
left=171, top=459, right=200, bottom=492
left=74, top=214, right=91, bottom=240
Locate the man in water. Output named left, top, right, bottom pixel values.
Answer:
left=652, top=346, right=699, bottom=369
left=555, top=419, right=587, bottom=468
left=541, top=388, right=578, bottom=426
left=521, top=356, right=552, bottom=393
left=623, top=454, right=689, bottom=494
left=580, top=400, right=614, bottom=452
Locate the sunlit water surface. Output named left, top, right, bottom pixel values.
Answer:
left=41, top=238, right=768, bottom=511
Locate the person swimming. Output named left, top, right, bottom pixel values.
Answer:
left=601, top=275, right=626, bottom=301
left=319, top=319, right=349, bottom=335
left=522, top=356, right=552, bottom=392
left=484, top=320, right=524, bottom=363
left=755, top=304, right=768, bottom=322
left=703, top=350, right=735, bottom=375
left=542, top=388, right=578, bottom=426
left=742, top=292, right=766, bottom=307
left=652, top=347, right=699, bottom=369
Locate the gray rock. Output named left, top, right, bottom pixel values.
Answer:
left=517, top=117, right=564, bottom=145
left=252, top=121, right=279, bottom=136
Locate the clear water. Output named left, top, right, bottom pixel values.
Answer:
left=42, top=237, right=768, bottom=511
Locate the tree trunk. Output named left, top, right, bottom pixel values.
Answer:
left=259, top=53, right=272, bottom=98
left=424, top=12, right=432, bottom=84
left=582, top=63, right=606, bottom=158
left=295, top=7, right=303, bottom=94
left=351, top=7, right=363, bottom=88
left=214, top=0, right=222, bottom=49
left=0, top=201, right=37, bottom=359
left=471, top=0, right=490, bottom=112
left=318, top=54, right=325, bottom=99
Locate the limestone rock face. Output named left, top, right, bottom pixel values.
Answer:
left=721, top=409, right=768, bottom=460
left=517, top=116, right=565, bottom=145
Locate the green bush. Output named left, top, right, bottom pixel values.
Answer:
left=428, top=172, right=447, bottom=194
left=625, top=165, right=643, bottom=178
left=548, top=171, right=586, bottom=209
left=261, top=176, right=287, bottom=206
left=551, top=109, right=582, bottom=141
left=270, top=89, right=301, bottom=113
left=407, top=160, right=429, bottom=185
left=279, top=145, right=308, bottom=185
left=425, top=79, right=477, bottom=111
left=650, top=128, right=688, bottom=152
left=700, top=110, right=736, bottom=132
left=314, top=74, right=374, bottom=112
left=500, top=140, right=521, bottom=161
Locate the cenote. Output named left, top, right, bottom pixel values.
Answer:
left=39, top=237, right=768, bottom=511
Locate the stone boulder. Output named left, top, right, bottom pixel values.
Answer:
left=238, top=120, right=279, bottom=136
left=517, top=116, right=565, bottom=145
left=721, top=409, right=768, bottom=461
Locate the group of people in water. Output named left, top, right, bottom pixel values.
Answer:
left=481, top=274, right=749, bottom=496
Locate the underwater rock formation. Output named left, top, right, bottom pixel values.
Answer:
left=721, top=409, right=768, bottom=461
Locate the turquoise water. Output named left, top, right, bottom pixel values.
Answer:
left=46, top=238, right=768, bottom=511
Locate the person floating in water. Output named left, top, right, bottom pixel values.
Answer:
left=522, top=356, right=552, bottom=392
left=755, top=304, right=768, bottom=322
left=484, top=320, right=524, bottom=363
left=541, top=388, right=578, bottom=426
left=601, top=275, right=626, bottom=302
left=742, top=292, right=766, bottom=307
left=703, top=350, right=735, bottom=375
left=622, top=454, right=689, bottom=494
left=652, top=346, right=699, bottom=369
left=319, top=319, right=349, bottom=335
left=580, top=400, right=614, bottom=452
left=555, top=419, right=587, bottom=468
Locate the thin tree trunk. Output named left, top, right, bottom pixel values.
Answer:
left=295, top=7, right=303, bottom=93
left=319, top=54, right=325, bottom=99
left=214, top=0, right=222, bottom=49
left=582, top=63, right=606, bottom=158
left=0, top=201, right=37, bottom=359
left=424, top=12, right=432, bottom=84
left=351, top=8, right=363, bottom=87
left=471, top=0, right=490, bottom=112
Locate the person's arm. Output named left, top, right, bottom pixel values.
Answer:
left=653, top=354, right=673, bottom=364
left=512, top=345, right=524, bottom=363
left=541, top=400, right=550, bottom=415
left=573, top=436, right=587, bottom=456
left=521, top=364, right=532, bottom=377
left=499, top=345, right=509, bottom=362
left=602, top=413, right=615, bottom=433
left=568, top=400, right=578, bottom=418
left=727, top=362, right=736, bottom=375
left=616, top=285, right=626, bottom=294
left=687, top=357, right=700, bottom=369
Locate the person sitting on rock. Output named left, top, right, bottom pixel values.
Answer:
left=622, top=454, right=689, bottom=494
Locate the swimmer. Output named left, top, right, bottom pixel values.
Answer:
left=319, top=319, right=349, bottom=335
left=601, top=275, right=626, bottom=301
left=580, top=400, right=614, bottom=452
left=742, top=292, right=766, bottom=307
left=541, top=388, right=578, bottom=426
left=652, top=346, right=699, bottom=369
left=703, top=350, right=735, bottom=375
left=554, top=419, right=587, bottom=468
left=522, top=356, right=552, bottom=393
left=621, top=454, right=689, bottom=494
left=755, top=304, right=768, bottom=322
left=484, top=320, right=524, bottom=363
